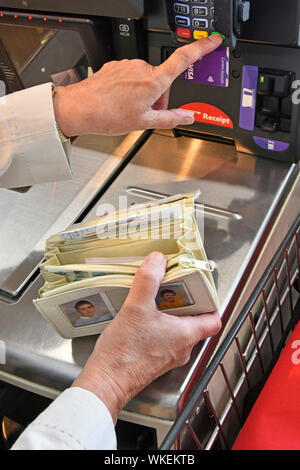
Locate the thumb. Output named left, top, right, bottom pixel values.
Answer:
left=143, top=108, right=195, bottom=130
left=124, top=252, right=167, bottom=307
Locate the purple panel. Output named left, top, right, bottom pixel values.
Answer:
left=239, top=65, right=259, bottom=131
left=253, top=136, right=290, bottom=152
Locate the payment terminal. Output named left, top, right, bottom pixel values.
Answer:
left=163, top=0, right=300, bottom=163
left=166, top=0, right=250, bottom=48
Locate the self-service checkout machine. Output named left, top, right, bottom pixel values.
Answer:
left=0, top=0, right=299, bottom=449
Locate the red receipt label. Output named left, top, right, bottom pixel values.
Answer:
left=179, top=102, right=233, bottom=128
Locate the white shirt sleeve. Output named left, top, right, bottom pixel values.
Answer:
left=0, top=82, right=73, bottom=188
left=11, top=387, right=117, bottom=450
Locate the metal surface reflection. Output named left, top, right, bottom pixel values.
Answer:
left=0, top=132, right=143, bottom=297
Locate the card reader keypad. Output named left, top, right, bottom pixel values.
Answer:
left=171, top=0, right=216, bottom=41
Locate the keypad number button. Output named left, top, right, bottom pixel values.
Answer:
left=192, top=6, right=208, bottom=16
left=174, top=3, right=190, bottom=15
left=192, top=18, right=208, bottom=29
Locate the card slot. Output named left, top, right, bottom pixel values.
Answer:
left=48, top=193, right=197, bottom=244
left=46, top=218, right=190, bottom=253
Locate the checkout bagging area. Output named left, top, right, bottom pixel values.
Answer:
left=0, top=0, right=299, bottom=450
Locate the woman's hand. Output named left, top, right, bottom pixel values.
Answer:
left=73, top=252, right=222, bottom=422
left=53, top=34, right=223, bottom=137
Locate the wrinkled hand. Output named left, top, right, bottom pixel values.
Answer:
left=53, top=35, right=223, bottom=137
left=73, top=252, right=222, bottom=422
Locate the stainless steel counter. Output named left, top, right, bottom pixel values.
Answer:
left=0, top=131, right=299, bottom=432
left=0, top=132, right=143, bottom=297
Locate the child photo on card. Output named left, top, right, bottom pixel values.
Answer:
left=156, top=283, right=194, bottom=311
left=58, top=293, right=116, bottom=328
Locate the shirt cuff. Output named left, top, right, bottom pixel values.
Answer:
left=0, top=82, right=72, bottom=188
left=11, top=387, right=117, bottom=450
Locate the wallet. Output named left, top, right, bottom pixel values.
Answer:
left=34, top=192, right=219, bottom=338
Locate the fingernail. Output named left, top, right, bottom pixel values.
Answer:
left=177, top=110, right=195, bottom=124
left=144, top=252, right=166, bottom=266
left=209, top=33, right=224, bottom=43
